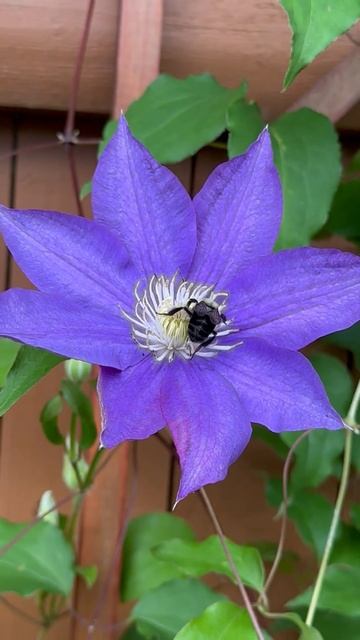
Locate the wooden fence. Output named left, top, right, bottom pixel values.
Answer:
left=0, top=1, right=360, bottom=637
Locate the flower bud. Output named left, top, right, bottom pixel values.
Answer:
left=64, top=359, right=92, bottom=383
left=37, top=489, right=58, bottom=526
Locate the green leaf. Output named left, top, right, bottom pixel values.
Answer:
left=0, top=346, right=63, bottom=416
left=267, top=611, right=323, bottom=639
left=309, top=352, right=354, bottom=416
left=79, top=180, right=92, bottom=200
left=121, top=626, right=147, bottom=640
left=265, top=477, right=283, bottom=509
left=288, top=565, right=360, bottom=616
left=308, top=611, right=360, bottom=640
left=326, top=321, right=360, bottom=370
left=61, top=380, right=97, bottom=449
left=154, top=535, right=264, bottom=592
left=76, top=564, right=98, bottom=589
left=351, top=432, right=360, bottom=471
left=253, top=424, right=289, bottom=458
left=347, top=149, right=360, bottom=176
left=121, top=513, right=196, bottom=601
left=126, top=73, right=247, bottom=163
left=0, top=518, right=74, bottom=595
left=350, top=503, right=360, bottom=530
left=131, top=578, right=224, bottom=640
left=174, top=601, right=258, bottom=640
left=40, top=394, right=64, bottom=445
left=287, top=491, right=342, bottom=559
left=280, top=0, right=360, bottom=88
left=331, top=524, right=360, bottom=567
left=0, top=339, right=21, bottom=387
left=286, top=429, right=345, bottom=490
left=278, top=353, right=351, bottom=490
left=323, top=181, right=360, bottom=243
left=270, top=109, right=341, bottom=248
left=266, top=486, right=342, bottom=559
left=226, top=98, right=264, bottom=158
left=299, top=628, right=324, bottom=640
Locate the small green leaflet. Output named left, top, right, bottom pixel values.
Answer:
left=288, top=564, right=360, bottom=616
left=79, top=180, right=92, bottom=200
left=0, top=339, right=20, bottom=387
left=121, top=513, right=196, bottom=601
left=271, top=109, right=341, bottom=248
left=130, top=578, right=225, bottom=640
left=40, top=394, right=64, bottom=445
left=280, top=0, right=360, bottom=88
left=0, top=346, right=63, bottom=416
left=325, top=322, right=360, bottom=371
left=174, top=601, right=259, bottom=640
left=126, top=73, right=247, bottom=163
left=0, top=518, right=74, bottom=596
left=309, top=352, right=354, bottom=417
left=61, top=379, right=97, bottom=449
left=323, top=181, right=360, bottom=243
left=265, top=484, right=342, bottom=560
left=153, top=534, right=264, bottom=592
left=226, top=106, right=341, bottom=249
left=76, top=564, right=98, bottom=589
left=302, top=610, right=360, bottom=640
left=226, top=99, right=264, bottom=158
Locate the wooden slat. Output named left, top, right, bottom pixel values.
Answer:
left=0, top=0, right=359, bottom=127
left=0, top=115, right=12, bottom=291
left=72, top=3, right=164, bottom=638
left=113, top=0, right=163, bottom=114
left=288, top=48, right=360, bottom=124
left=0, top=113, right=98, bottom=640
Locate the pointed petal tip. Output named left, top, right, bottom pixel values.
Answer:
left=255, top=124, right=272, bottom=148
left=172, top=497, right=180, bottom=511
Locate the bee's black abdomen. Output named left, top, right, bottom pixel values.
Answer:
left=188, top=315, right=215, bottom=343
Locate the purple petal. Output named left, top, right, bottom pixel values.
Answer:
left=229, top=247, right=360, bottom=350
left=92, top=117, right=197, bottom=278
left=214, top=338, right=343, bottom=433
left=0, top=289, right=139, bottom=368
left=0, top=205, right=137, bottom=311
left=161, top=359, right=252, bottom=502
left=98, top=358, right=165, bottom=446
left=188, top=129, right=282, bottom=287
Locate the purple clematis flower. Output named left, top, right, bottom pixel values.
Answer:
left=0, top=118, right=360, bottom=502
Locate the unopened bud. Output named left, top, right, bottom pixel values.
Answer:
left=37, top=490, right=58, bottom=526
left=64, top=359, right=92, bottom=383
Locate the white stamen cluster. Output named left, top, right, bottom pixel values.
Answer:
left=123, top=274, right=240, bottom=363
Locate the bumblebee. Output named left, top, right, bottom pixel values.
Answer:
left=159, top=298, right=226, bottom=353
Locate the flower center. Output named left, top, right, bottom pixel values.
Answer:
left=123, top=274, right=240, bottom=363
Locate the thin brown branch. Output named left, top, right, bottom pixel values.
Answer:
left=199, top=487, right=265, bottom=640
left=0, top=141, right=62, bottom=164
left=0, top=138, right=100, bottom=164
left=85, top=444, right=138, bottom=639
left=346, top=31, right=360, bottom=47
left=259, top=430, right=311, bottom=601
left=67, top=144, right=85, bottom=217
left=64, top=0, right=96, bottom=139
left=166, top=450, right=177, bottom=511
left=0, top=595, right=42, bottom=627
left=155, top=431, right=173, bottom=451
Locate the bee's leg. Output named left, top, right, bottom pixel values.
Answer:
left=157, top=306, right=192, bottom=317
left=192, top=332, right=217, bottom=356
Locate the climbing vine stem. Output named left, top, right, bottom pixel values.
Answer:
left=305, top=378, right=360, bottom=626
